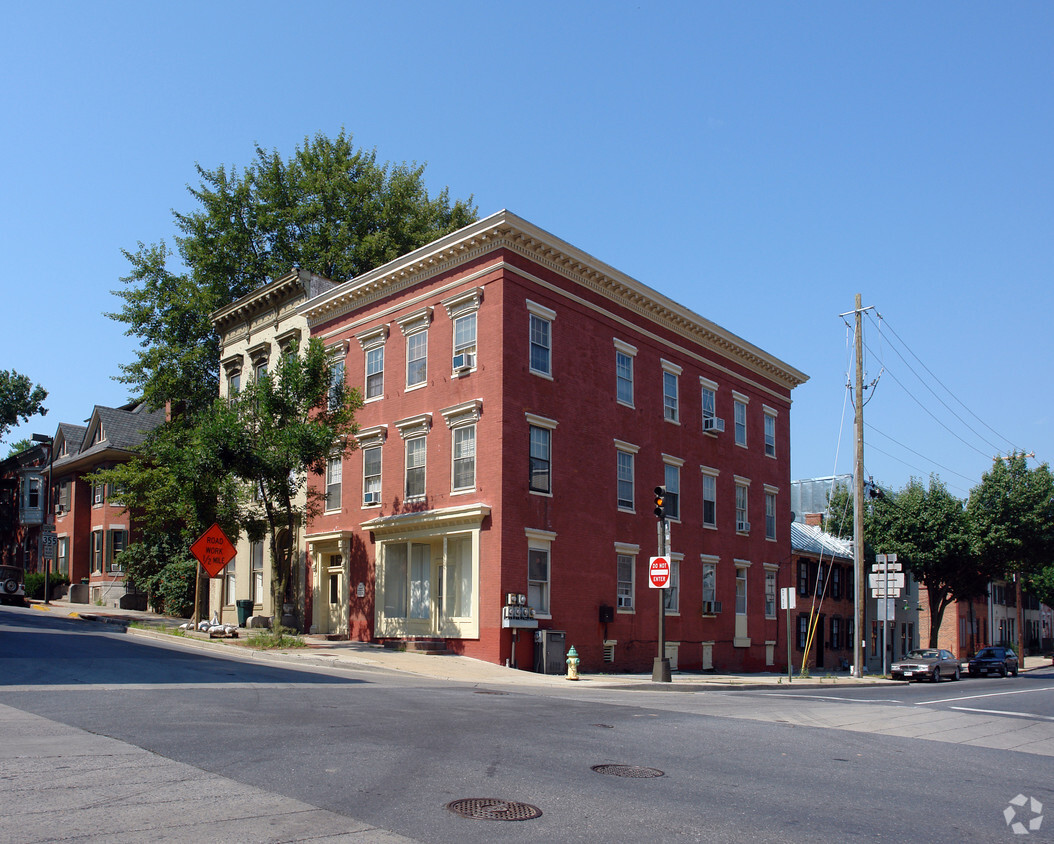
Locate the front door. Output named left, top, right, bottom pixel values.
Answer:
left=324, top=555, right=344, bottom=635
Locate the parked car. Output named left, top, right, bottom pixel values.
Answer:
left=0, top=565, right=26, bottom=606
left=891, top=648, right=961, bottom=682
left=968, top=646, right=1019, bottom=677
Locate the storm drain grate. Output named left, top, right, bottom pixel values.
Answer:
left=592, top=764, right=665, bottom=778
left=446, top=798, right=543, bottom=821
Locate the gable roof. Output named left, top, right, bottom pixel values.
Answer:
left=52, top=403, right=165, bottom=474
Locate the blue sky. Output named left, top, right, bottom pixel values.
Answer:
left=3, top=2, right=1050, bottom=500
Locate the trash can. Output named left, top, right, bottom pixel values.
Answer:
left=236, top=599, right=253, bottom=627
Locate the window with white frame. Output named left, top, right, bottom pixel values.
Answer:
left=91, top=530, right=104, bottom=573
left=735, top=478, right=750, bottom=532
left=701, top=558, right=717, bottom=612
left=363, top=446, right=382, bottom=505
left=733, top=393, right=748, bottom=446
left=526, top=530, right=554, bottom=615
left=224, top=554, right=236, bottom=605
left=700, top=377, right=719, bottom=431
left=251, top=540, right=264, bottom=604
left=616, top=552, right=635, bottom=610
left=765, top=488, right=777, bottom=540
left=701, top=468, right=718, bottom=528
left=357, top=325, right=389, bottom=401
left=664, top=556, right=681, bottom=613
left=108, top=529, right=127, bottom=572
left=615, top=339, right=636, bottom=407
left=615, top=441, right=638, bottom=511
left=763, top=406, right=777, bottom=457
left=527, top=301, right=555, bottom=377
left=326, top=456, right=342, bottom=511
left=57, top=536, right=69, bottom=576
left=452, top=426, right=476, bottom=491
left=663, top=458, right=682, bottom=521
left=328, top=358, right=346, bottom=409
left=405, top=437, right=427, bottom=499
left=662, top=360, right=681, bottom=423
left=765, top=569, right=777, bottom=618
left=443, top=287, right=481, bottom=373
left=736, top=566, right=748, bottom=615
left=527, top=413, right=557, bottom=494
left=397, top=307, right=432, bottom=390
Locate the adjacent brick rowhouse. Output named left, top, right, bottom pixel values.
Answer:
left=304, top=211, right=807, bottom=673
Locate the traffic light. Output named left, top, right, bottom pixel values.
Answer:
left=654, top=486, right=666, bottom=519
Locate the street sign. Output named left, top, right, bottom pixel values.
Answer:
left=648, top=556, right=671, bottom=589
left=878, top=598, right=897, bottom=621
left=869, top=572, right=905, bottom=590
left=780, top=587, right=796, bottom=610
left=41, top=523, right=55, bottom=534
left=42, top=534, right=57, bottom=561
left=190, top=523, right=237, bottom=578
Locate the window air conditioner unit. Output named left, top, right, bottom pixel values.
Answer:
left=737, top=520, right=751, bottom=533
left=452, top=352, right=475, bottom=372
left=703, top=417, right=725, bottom=433
left=363, top=492, right=380, bottom=505
left=55, top=505, right=65, bottom=515
left=702, top=600, right=722, bottom=615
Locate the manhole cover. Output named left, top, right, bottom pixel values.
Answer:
left=591, top=764, right=665, bottom=778
left=446, top=798, right=543, bottom=821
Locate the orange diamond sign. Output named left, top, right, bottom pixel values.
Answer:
left=190, top=523, right=237, bottom=578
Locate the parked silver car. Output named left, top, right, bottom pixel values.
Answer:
left=890, top=648, right=961, bottom=682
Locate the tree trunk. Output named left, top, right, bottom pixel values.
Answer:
left=1016, top=573, right=1025, bottom=657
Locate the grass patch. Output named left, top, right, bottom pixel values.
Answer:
left=244, top=627, right=306, bottom=650
left=128, top=622, right=185, bottom=637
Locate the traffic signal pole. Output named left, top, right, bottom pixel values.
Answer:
left=653, top=487, right=671, bottom=683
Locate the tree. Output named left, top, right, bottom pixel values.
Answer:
left=0, top=370, right=47, bottom=442
left=109, top=130, right=477, bottom=414
left=869, top=477, right=987, bottom=647
left=967, top=453, right=1054, bottom=655
left=6, top=439, right=33, bottom=459
left=201, top=338, right=361, bottom=627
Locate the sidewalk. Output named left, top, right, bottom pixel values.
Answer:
left=28, top=599, right=1052, bottom=692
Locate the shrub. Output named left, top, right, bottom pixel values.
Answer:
left=150, top=559, right=197, bottom=619
left=24, top=572, right=70, bottom=600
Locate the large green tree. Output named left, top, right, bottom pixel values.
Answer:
left=201, top=338, right=361, bottom=626
left=967, top=453, right=1054, bottom=655
left=109, top=130, right=477, bottom=414
left=0, top=370, right=47, bottom=442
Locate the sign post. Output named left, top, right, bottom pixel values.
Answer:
left=781, top=587, right=796, bottom=682
left=190, top=524, right=237, bottom=625
left=872, top=553, right=900, bottom=677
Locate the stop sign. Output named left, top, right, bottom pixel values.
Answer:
left=649, top=556, right=671, bottom=588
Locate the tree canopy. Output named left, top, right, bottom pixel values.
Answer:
left=0, top=369, right=47, bottom=443
left=109, top=130, right=477, bottom=414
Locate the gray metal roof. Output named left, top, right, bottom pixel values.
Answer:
left=791, top=521, right=852, bottom=561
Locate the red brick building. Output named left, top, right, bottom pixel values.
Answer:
left=790, top=521, right=855, bottom=673
left=303, top=211, right=807, bottom=673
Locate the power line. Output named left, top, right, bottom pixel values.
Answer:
left=863, top=423, right=978, bottom=487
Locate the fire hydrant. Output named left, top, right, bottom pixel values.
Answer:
left=566, top=645, right=580, bottom=680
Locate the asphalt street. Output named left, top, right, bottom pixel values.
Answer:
left=2, top=605, right=1052, bottom=843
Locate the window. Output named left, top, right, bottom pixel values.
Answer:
left=108, top=529, right=127, bottom=572
left=397, top=308, right=432, bottom=390
left=664, top=557, right=680, bottom=613
left=662, top=361, right=681, bottom=423
left=453, top=313, right=476, bottom=360
left=406, top=330, right=428, bottom=387
left=526, top=531, right=554, bottom=615
left=798, top=614, right=809, bottom=650
left=228, top=371, right=241, bottom=396
left=444, top=287, right=481, bottom=369
left=57, top=480, right=70, bottom=513
left=617, top=553, right=634, bottom=610
left=765, top=489, right=777, bottom=540
left=615, top=341, right=635, bottom=406
left=527, top=301, right=555, bottom=377
left=328, top=359, right=346, bottom=410
left=527, top=416, right=557, bottom=494
left=701, top=469, right=717, bottom=527
left=27, top=478, right=40, bottom=509
left=326, top=456, right=342, bottom=511
left=736, top=567, right=747, bottom=615
left=365, top=346, right=384, bottom=399
left=405, top=437, right=427, bottom=499
left=93, top=481, right=105, bottom=506
left=701, top=559, right=717, bottom=610
left=734, top=395, right=748, bottom=446
left=831, top=565, right=842, bottom=599
left=663, top=459, right=681, bottom=521
left=735, top=479, right=749, bottom=532
left=224, top=554, right=236, bottom=605
left=452, top=425, right=476, bottom=491
left=847, top=618, right=854, bottom=651
left=57, top=536, right=69, bottom=576
left=363, top=446, right=382, bottom=505
left=616, top=447, right=635, bottom=511
left=700, top=378, right=718, bottom=430
left=764, top=407, right=777, bottom=457
left=765, top=570, right=776, bottom=618
left=831, top=617, right=841, bottom=650
left=251, top=540, right=264, bottom=604
left=91, top=530, right=104, bottom=573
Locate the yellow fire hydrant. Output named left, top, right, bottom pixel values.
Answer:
left=566, top=645, right=580, bottom=680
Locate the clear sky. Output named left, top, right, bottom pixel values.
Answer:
left=3, top=2, right=1050, bottom=500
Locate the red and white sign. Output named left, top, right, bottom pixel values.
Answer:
left=649, top=556, right=671, bottom=589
